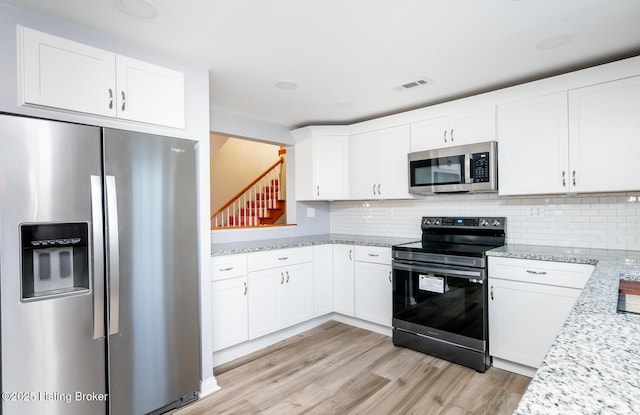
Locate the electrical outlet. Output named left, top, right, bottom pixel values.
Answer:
left=527, top=207, right=545, bottom=218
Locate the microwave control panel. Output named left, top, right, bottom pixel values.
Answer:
left=470, top=152, right=490, bottom=183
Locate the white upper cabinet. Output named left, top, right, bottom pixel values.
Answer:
left=410, top=106, right=495, bottom=151
left=18, top=26, right=185, bottom=129
left=497, top=92, right=569, bottom=196
left=19, top=26, right=117, bottom=117
left=115, top=55, right=185, bottom=128
left=349, top=125, right=411, bottom=200
left=568, top=75, right=640, bottom=193
left=498, top=75, right=640, bottom=196
left=349, top=131, right=378, bottom=199
left=293, top=126, right=350, bottom=201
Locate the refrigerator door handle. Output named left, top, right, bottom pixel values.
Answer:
left=90, top=175, right=106, bottom=339
left=106, top=175, right=120, bottom=335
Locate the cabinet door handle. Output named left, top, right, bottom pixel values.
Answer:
left=526, top=270, right=548, bottom=275
left=562, top=171, right=566, bottom=187
left=388, top=271, right=392, bottom=283
left=450, top=129, right=454, bottom=142
left=349, top=249, right=352, bottom=261
left=278, top=257, right=289, bottom=261
left=572, top=170, right=576, bottom=186
left=377, top=184, right=381, bottom=195
left=219, top=266, right=234, bottom=271
left=108, top=88, right=113, bottom=109
left=372, top=184, right=376, bottom=195
left=121, top=91, right=126, bottom=111
left=317, top=185, right=319, bottom=196
left=243, top=282, right=247, bottom=296
left=280, top=272, right=285, bottom=284
left=286, top=271, right=290, bottom=283
left=490, top=285, right=494, bottom=300
left=443, top=130, right=447, bottom=143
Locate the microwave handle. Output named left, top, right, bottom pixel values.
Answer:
left=465, top=154, right=471, bottom=184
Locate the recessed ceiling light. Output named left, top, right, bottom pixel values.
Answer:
left=536, top=34, right=573, bottom=50
left=114, top=0, right=158, bottom=19
left=275, top=80, right=299, bottom=90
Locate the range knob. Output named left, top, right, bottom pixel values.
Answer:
left=480, top=219, right=489, bottom=227
left=434, top=219, right=440, bottom=226
left=492, top=219, right=501, bottom=227
left=424, top=219, right=431, bottom=225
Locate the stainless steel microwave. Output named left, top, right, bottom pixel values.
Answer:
left=408, top=141, right=498, bottom=194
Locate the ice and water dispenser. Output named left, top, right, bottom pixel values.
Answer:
left=20, top=222, right=90, bottom=300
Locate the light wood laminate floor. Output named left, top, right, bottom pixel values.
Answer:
left=173, top=321, right=530, bottom=415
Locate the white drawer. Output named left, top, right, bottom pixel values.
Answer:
left=354, top=245, right=391, bottom=265
left=248, top=246, right=313, bottom=272
left=488, top=257, right=595, bottom=289
left=211, top=254, right=247, bottom=281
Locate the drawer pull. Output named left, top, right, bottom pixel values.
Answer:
left=368, top=253, right=380, bottom=257
left=219, top=267, right=234, bottom=272
left=278, top=257, right=289, bottom=261
left=526, top=270, right=548, bottom=275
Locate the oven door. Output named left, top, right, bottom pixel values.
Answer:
left=392, top=259, right=487, bottom=352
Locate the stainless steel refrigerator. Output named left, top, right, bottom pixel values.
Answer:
left=0, top=114, right=200, bottom=414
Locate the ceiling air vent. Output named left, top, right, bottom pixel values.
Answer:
left=394, top=77, right=433, bottom=91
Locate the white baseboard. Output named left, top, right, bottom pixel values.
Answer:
left=198, top=376, right=220, bottom=398
left=491, top=357, right=537, bottom=378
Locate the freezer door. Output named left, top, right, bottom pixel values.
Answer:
left=102, top=129, right=199, bottom=415
left=0, top=114, right=107, bottom=415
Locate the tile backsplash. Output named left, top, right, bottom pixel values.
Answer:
left=330, top=192, right=640, bottom=251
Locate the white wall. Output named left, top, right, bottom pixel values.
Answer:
left=0, top=3, right=216, bottom=394
left=211, top=108, right=295, bottom=145
left=330, top=192, right=640, bottom=251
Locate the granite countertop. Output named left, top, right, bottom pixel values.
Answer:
left=487, top=244, right=640, bottom=414
left=211, top=234, right=417, bottom=256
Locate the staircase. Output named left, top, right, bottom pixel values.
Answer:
left=211, top=157, right=285, bottom=228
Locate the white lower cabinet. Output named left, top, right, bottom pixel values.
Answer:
left=333, top=244, right=355, bottom=316
left=488, top=257, right=594, bottom=377
left=313, top=245, right=334, bottom=317
left=211, top=277, right=248, bottom=352
left=211, top=243, right=395, bottom=355
left=247, top=247, right=314, bottom=340
left=211, top=254, right=249, bottom=352
left=354, top=246, right=392, bottom=327
left=247, top=267, right=282, bottom=339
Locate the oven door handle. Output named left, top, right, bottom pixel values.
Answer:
left=392, top=260, right=484, bottom=280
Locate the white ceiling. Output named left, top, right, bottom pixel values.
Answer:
left=3, top=0, right=640, bottom=128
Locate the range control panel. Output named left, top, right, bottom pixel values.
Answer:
left=421, top=216, right=505, bottom=230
